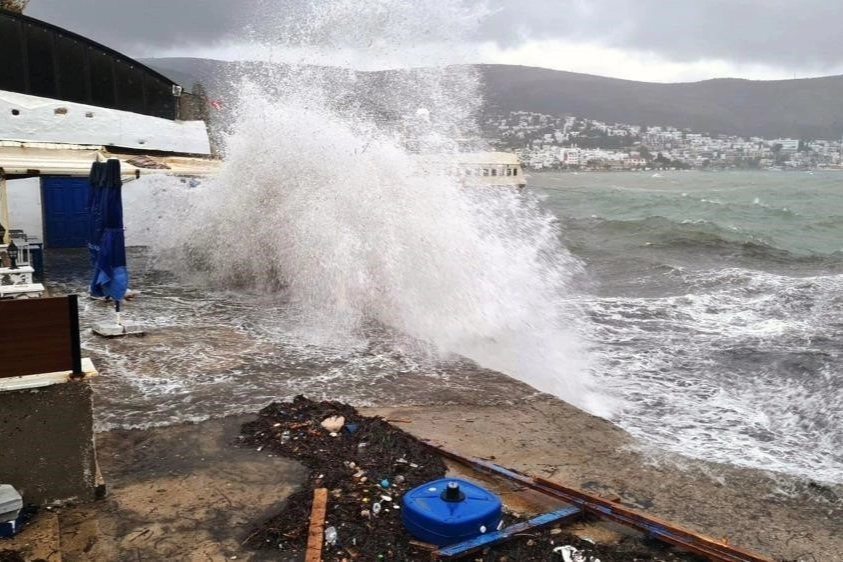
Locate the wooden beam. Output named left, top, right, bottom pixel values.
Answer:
left=0, top=173, right=10, bottom=244
left=305, top=488, right=328, bottom=562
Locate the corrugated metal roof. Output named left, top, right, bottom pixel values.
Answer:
left=0, top=7, right=182, bottom=88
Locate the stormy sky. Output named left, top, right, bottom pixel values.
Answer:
left=24, top=0, right=843, bottom=82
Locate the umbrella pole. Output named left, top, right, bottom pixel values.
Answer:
left=115, top=300, right=122, bottom=326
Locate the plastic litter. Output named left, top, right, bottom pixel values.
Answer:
left=324, top=525, right=337, bottom=546
left=320, top=415, right=345, bottom=433
left=553, top=545, right=588, bottom=562
left=0, top=485, right=23, bottom=522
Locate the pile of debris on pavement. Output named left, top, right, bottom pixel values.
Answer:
left=240, top=396, right=447, bottom=560
left=238, top=396, right=708, bottom=561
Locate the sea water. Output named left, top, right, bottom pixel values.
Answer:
left=534, top=171, right=843, bottom=484
left=50, top=169, right=843, bottom=486
left=43, top=1, right=842, bottom=486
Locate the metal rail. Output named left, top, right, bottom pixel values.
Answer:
left=423, top=440, right=774, bottom=562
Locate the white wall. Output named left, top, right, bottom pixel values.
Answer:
left=6, top=177, right=42, bottom=241
left=0, top=90, right=211, bottom=155
left=5, top=174, right=194, bottom=247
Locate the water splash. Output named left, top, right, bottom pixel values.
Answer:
left=143, top=0, right=611, bottom=416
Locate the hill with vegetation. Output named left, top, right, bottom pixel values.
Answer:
left=142, top=58, right=843, bottom=140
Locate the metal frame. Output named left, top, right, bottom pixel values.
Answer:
left=423, top=440, right=774, bottom=562
left=434, top=506, right=582, bottom=559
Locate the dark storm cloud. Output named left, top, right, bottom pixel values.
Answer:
left=24, top=0, right=843, bottom=70
left=481, top=0, right=843, bottom=69
left=25, top=0, right=266, bottom=54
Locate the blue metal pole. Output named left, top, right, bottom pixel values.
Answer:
left=435, top=506, right=582, bottom=559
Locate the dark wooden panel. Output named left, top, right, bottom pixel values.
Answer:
left=0, top=296, right=78, bottom=379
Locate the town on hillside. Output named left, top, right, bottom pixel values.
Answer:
left=483, top=111, right=843, bottom=171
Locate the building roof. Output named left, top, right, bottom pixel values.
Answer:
left=0, top=8, right=185, bottom=120
left=0, top=7, right=179, bottom=89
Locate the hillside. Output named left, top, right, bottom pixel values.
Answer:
left=479, top=65, right=843, bottom=140
left=142, top=58, right=843, bottom=140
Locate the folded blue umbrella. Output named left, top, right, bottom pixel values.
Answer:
left=88, top=159, right=128, bottom=307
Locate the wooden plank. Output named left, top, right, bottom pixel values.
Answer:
left=435, top=506, right=582, bottom=559
left=0, top=357, right=97, bottom=392
left=305, top=488, right=328, bottom=562
left=0, top=296, right=77, bottom=379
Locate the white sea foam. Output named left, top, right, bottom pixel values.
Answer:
left=136, top=0, right=609, bottom=416
left=587, top=268, right=843, bottom=483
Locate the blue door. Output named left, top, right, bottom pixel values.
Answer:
left=42, top=177, right=90, bottom=248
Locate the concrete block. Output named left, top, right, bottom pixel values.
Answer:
left=0, top=379, right=97, bottom=505
left=92, top=320, right=144, bottom=337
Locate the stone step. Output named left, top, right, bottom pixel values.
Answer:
left=0, top=283, right=45, bottom=298
left=0, top=266, right=34, bottom=275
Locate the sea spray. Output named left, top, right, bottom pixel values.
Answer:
left=145, top=0, right=613, bottom=416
